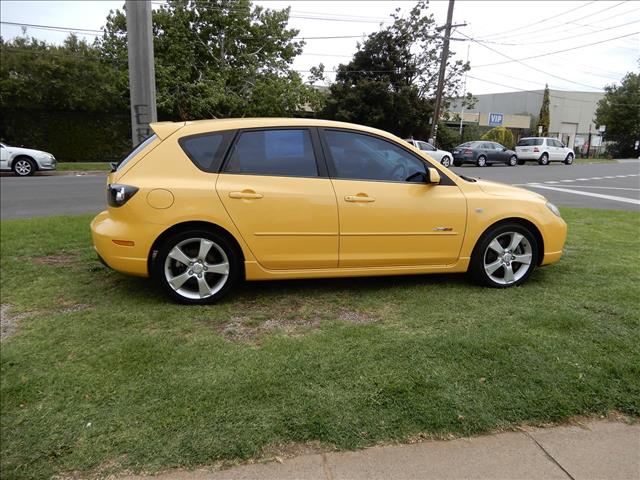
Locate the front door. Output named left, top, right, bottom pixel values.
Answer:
left=216, top=128, right=338, bottom=270
left=320, top=129, right=467, bottom=268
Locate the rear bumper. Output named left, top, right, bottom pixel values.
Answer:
left=91, top=210, right=161, bottom=277
left=515, top=152, right=539, bottom=160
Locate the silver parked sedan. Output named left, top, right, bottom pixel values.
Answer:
left=0, top=142, right=57, bottom=176
left=404, top=138, right=454, bottom=168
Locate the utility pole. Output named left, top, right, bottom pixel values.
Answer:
left=126, top=0, right=157, bottom=147
left=429, top=0, right=458, bottom=148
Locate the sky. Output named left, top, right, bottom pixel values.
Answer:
left=1, top=0, right=638, bottom=96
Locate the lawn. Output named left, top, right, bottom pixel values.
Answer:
left=1, top=208, right=639, bottom=479
left=56, top=162, right=111, bottom=172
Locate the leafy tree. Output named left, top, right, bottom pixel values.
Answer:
left=481, top=126, right=515, bottom=149
left=322, top=1, right=469, bottom=139
left=99, top=0, right=322, bottom=120
left=538, top=84, right=550, bottom=136
left=595, top=71, right=640, bottom=158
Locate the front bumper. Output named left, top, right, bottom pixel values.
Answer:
left=540, top=215, right=567, bottom=266
left=37, top=157, right=57, bottom=170
left=91, top=210, right=162, bottom=277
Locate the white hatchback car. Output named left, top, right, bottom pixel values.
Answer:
left=0, top=142, right=57, bottom=176
left=515, top=137, right=574, bottom=165
left=404, top=139, right=454, bottom=168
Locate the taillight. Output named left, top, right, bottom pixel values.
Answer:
left=533, top=147, right=539, bottom=152
left=108, top=184, right=139, bottom=207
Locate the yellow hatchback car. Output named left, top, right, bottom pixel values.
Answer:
left=91, top=118, right=567, bottom=304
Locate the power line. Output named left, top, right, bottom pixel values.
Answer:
left=477, top=19, right=639, bottom=46
left=473, top=1, right=598, bottom=40
left=470, top=31, right=639, bottom=69
left=476, top=1, right=629, bottom=43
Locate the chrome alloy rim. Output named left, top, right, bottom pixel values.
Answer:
left=483, top=232, right=533, bottom=285
left=15, top=160, right=32, bottom=175
left=478, top=156, right=486, bottom=166
left=164, top=237, right=229, bottom=299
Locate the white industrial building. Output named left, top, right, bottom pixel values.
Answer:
left=448, top=89, right=605, bottom=150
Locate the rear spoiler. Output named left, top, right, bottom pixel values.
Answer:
left=150, top=121, right=186, bottom=140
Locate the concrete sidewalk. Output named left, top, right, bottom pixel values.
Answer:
left=125, top=419, right=639, bottom=480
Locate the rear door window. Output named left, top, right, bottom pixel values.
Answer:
left=223, top=129, right=318, bottom=177
left=517, top=139, right=543, bottom=146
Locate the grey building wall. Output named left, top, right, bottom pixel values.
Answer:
left=450, top=90, right=604, bottom=148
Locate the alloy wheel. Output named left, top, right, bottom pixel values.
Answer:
left=441, top=156, right=451, bottom=168
left=164, top=237, right=230, bottom=300
left=509, top=155, right=517, bottom=166
left=483, top=231, right=533, bottom=285
left=477, top=156, right=486, bottom=167
left=14, top=159, right=32, bottom=176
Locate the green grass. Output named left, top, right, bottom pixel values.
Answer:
left=56, top=162, right=111, bottom=172
left=1, top=209, right=639, bottom=479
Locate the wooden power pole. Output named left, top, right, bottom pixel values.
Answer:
left=429, top=0, right=456, bottom=147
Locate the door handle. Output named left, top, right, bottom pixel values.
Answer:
left=345, top=195, right=375, bottom=203
left=229, top=191, right=263, bottom=199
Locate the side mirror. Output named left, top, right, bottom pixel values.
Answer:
left=427, top=167, right=441, bottom=184
left=503, top=147, right=507, bottom=152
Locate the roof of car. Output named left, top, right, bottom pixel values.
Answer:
left=151, top=118, right=402, bottom=141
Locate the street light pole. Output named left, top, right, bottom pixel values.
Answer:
left=126, top=0, right=157, bottom=147
left=429, top=0, right=456, bottom=148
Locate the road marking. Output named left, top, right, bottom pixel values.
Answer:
left=545, top=181, right=560, bottom=184
left=560, top=179, right=575, bottom=182
left=525, top=184, right=640, bottom=205
left=555, top=185, right=640, bottom=191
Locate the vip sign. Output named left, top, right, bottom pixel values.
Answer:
left=488, top=113, right=504, bottom=126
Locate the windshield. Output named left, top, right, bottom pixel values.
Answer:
left=116, top=135, right=157, bottom=171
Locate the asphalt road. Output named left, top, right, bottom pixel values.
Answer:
left=1, top=161, right=638, bottom=220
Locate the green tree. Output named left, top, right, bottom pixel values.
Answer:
left=595, top=71, right=640, bottom=158
left=538, top=84, right=550, bottom=136
left=481, top=126, right=515, bottom=149
left=322, top=1, right=469, bottom=139
left=99, top=0, right=322, bottom=120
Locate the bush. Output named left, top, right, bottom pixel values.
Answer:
left=481, top=126, right=515, bottom=149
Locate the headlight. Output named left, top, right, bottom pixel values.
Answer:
left=546, top=201, right=561, bottom=217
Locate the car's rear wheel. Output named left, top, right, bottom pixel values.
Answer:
left=440, top=156, right=451, bottom=168
left=154, top=229, right=241, bottom=304
left=476, top=155, right=487, bottom=167
left=13, top=157, right=35, bottom=176
left=469, top=223, right=539, bottom=288
left=564, top=153, right=574, bottom=165
left=538, top=153, right=549, bottom=165
left=508, top=155, right=518, bottom=166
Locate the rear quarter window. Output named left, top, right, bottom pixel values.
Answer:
left=179, top=131, right=234, bottom=172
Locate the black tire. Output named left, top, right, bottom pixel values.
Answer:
left=564, top=153, right=574, bottom=165
left=153, top=229, right=241, bottom=304
left=12, top=157, right=36, bottom=176
left=476, top=155, right=487, bottom=167
left=453, top=160, right=462, bottom=167
left=508, top=155, right=518, bottom=167
left=440, top=156, right=451, bottom=168
left=468, top=222, right=539, bottom=288
left=517, top=159, right=525, bottom=165
left=538, top=153, right=549, bottom=166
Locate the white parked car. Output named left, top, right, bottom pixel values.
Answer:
left=0, top=142, right=57, bottom=176
left=515, top=137, right=574, bottom=165
left=404, top=138, right=454, bottom=168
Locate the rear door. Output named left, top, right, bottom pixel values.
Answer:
left=216, top=128, right=339, bottom=270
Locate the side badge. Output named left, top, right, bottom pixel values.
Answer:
left=475, top=208, right=484, bottom=213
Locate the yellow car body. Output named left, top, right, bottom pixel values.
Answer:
left=91, top=118, right=566, bottom=303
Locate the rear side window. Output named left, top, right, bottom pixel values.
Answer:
left=517, top=139, right=543, bottom=146
left=180, top=132, right=233, bottom=172
left=224, top=129, right=318, bottom=177
left=117, top=134, right=157, bottom=171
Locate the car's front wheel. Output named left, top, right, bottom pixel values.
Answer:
left=440, top=156, right=451, bottom=168
left=469, top=223, right=539, bottom=288
left=154, top=229, right=241, bottom=304
left=508, top=155, right=518, bottom=166
left=564, top=153, right=574, bottom=165
left=13, top=157, right=35, bottom=176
